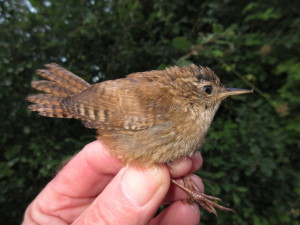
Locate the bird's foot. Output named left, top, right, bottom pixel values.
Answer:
left=172, top=176, right=235, bottom=216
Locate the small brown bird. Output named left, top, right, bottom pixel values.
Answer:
left=28, top=63, right=252, bottom=215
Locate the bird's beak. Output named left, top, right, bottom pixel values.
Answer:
left=219, top=88, right=253, bottom=98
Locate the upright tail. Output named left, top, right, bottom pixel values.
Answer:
left=27, top=63, right=90, bottom=118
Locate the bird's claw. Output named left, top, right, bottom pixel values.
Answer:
left=172, top=176, right=235, bottom=216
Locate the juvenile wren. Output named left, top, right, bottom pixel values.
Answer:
left=28, top=63, right=252, bottom=214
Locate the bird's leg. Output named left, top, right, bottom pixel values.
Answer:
left=171, top=176, right=235, bottom=216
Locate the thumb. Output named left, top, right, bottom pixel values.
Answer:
left=73, top=165, right=170, bottom=225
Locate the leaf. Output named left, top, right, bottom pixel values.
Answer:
left=174, top=57, right=193, bottom=66
left=250, top=145, right=261, bottom=156
left=245, top=7, right=281, bottom=22
left=212, top=23, right=224, bottom=34
left=212, top=49, right=224, bottom=57
left=172, top=36, right=190, bottom=50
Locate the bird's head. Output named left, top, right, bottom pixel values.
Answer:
left=165, top=64, right=253, bottom=115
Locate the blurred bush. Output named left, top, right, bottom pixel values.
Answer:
left=0, top=1, right=299, bottom=224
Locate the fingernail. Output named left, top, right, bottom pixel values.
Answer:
left=121, top=167, right=162, bottom=207
left=194, top=151, right=201, bottom=158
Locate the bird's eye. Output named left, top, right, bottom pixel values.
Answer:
left=203, top=85, right=213, bottom=94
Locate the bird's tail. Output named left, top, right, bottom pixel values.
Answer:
left=27, top=63, right=90, bottom=118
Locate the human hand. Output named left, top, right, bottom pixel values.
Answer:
left=22, top=141, right=203, bottom=225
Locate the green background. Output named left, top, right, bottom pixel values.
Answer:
left=0, top=1, right=299, bottom=224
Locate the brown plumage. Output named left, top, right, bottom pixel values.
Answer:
left=28, top=63, right=252, bottom=214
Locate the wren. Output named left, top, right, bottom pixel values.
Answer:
left=28, top=63, right=252, bottom=215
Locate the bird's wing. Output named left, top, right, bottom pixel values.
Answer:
left=61, top=78, right=167, bottom=130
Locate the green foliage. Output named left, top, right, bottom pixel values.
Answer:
left=0, top=0, right=299, bottom=224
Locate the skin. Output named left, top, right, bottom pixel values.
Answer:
left=22, top=141, right=203, bottom=225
